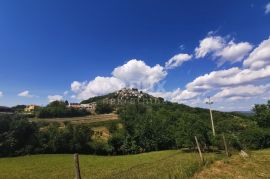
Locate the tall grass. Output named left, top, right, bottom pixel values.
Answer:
left=0, top=150, right=218, bottom=179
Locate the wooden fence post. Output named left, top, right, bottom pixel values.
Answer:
left=222, top=134, right=229, bottom=157
left=74, top=153, right=82, bottom=179
left=194, top=136, right=204, bottom=162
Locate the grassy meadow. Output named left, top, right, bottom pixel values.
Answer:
left=30, top=113, right=119, bottom=124
left=194, top=149, right=270, bottom=179
left=0, top=150, right=218, bottom=179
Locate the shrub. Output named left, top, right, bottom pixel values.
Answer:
left=95, top=103, right=113, bottom=114
left=239, top=127, right=270, bottom=149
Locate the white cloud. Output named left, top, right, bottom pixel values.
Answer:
left=18, top=90, right=34, bottom=98
left=215, top=41, right=253, bottom=65
left=165, top=53, right=192, bottom=69
left=150, top=88, right=182, bottom=100
left=180, top=36, right=270, bottom=109
left=265, top=3, right=270, bottom=14
left=213, top=84, right=270, bottom=101
left=48, top=95, right=63, bottom=102
left=0, top=91, right=3, bottom=98
left=195, top=34, right=253, bottom=65
left=243, top=37, right=270, bottom=70
left=75, top=76, right=125, bottom=100
left=71, top=59, right=167, bottom=100
left=172, top=90, right=200, bottom=101
left=186, top=64, right=270, bottom=93
left=195, top=36, right=225, bottom=58
left=150, top=88, right=199, bottom=103
left=63, top=91, right=69, bottom=95
left=112, top=59, right=167, bottom=90
left=71, top=81, right=86, bottom=93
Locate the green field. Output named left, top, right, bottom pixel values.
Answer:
left=30, top=113, right=118, bottom=125
left=194, top=149, right=270, bottom=179
left=0, top=150, right=218, bottom=179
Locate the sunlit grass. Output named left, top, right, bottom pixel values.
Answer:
left=193, top=149, right=270, bottom=179
left=0, top=150, right=218, bottom=179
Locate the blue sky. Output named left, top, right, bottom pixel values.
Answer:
left=0, top=0, right=270, bottom=111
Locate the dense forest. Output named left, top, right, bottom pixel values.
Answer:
left=0, top=101, right=269, bottom=157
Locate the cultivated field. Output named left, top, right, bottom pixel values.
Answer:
left=31, top=113, right=119, bottom=125
left=0, top=150, right=218, bottom=179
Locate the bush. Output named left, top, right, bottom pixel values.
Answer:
left=95, top=103, right=113, bottom=114
left=109, top=130, right=125, bottom=154
left=239, top=127, right=270, bottom=149
left=253, top=100, right=270, bottom=128
left=89, top=140, right=112, bottom=155
left=0, top=114, right=38, bottom=156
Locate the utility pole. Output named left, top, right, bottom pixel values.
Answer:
left=206, top=96, right=215, bottom=136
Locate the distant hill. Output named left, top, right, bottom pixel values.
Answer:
left=232, top=111, right=255, bottom=116
left=81, top=88, right=164, bottom=104
left=0, top=106, right=13, bottom=113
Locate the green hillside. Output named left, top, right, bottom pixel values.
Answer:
left=80, top=88, right=164, bottom=104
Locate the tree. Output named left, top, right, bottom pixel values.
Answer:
left=95, top=103, right=113, bottom=114
left=253, top=100, right=270, bottom=128
left=175, top=114, right=211, bottom=149
left=239, top=127, right=270, bottom=149
left=109, top=130, right=125, bottom=154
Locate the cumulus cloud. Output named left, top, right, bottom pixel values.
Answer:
left=75, top=77, right=125, bottom=100
left=71, top=59, right=168, bottom=100
left=195, top=34, right=253, bottom=65
left=213, top=84, right=270, bottom=101
left=265, top=3, right=270, bottom=14
left=112, top=59, right=167, bottom=90
left=0, top=91, right=3, bottom=97
left=150, top=88, right=182, bottom=101
left=215, top=41, right=253, bottom=65
left=181, top=36, right=270, bottom=108
left=71, top=81, right=86, bottom=93
left=195, top=36, right=225, bottom=58
left=157, top=36, right=270, bottom=109
left=186, top=66, right=270, bottom=92
left=48, top=95, right=63, bottom=102
left=243, top=37, right=270, bottom=70
left=63, top=91, right=69, bottom=95
left=165, top=53, right=192, bottom=69
left=18, top=90, right=35, bottom=98
left=150, top=88, right=199, bottom=103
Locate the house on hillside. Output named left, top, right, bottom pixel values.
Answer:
left=24, top=105, right=38, bottom=112
left=69, top=103, right=81, bottom=108
left=68, top=102, right=97, bottom=112
left=80, top=102, right=97, bottom=112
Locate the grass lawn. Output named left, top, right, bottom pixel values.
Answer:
left=0, top=150, right=218, bottom=179
left=193, top=149, right=270, bottom=179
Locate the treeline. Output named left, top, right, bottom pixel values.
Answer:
left=0, top=101, right=269, bottom=157
left=37, top=101, right=89, bottom=118
left=0, top=113, right=112, bottom=156
left=115, top=102, right=270, bottom=154
left=22, top=101, right=90, bottom=118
